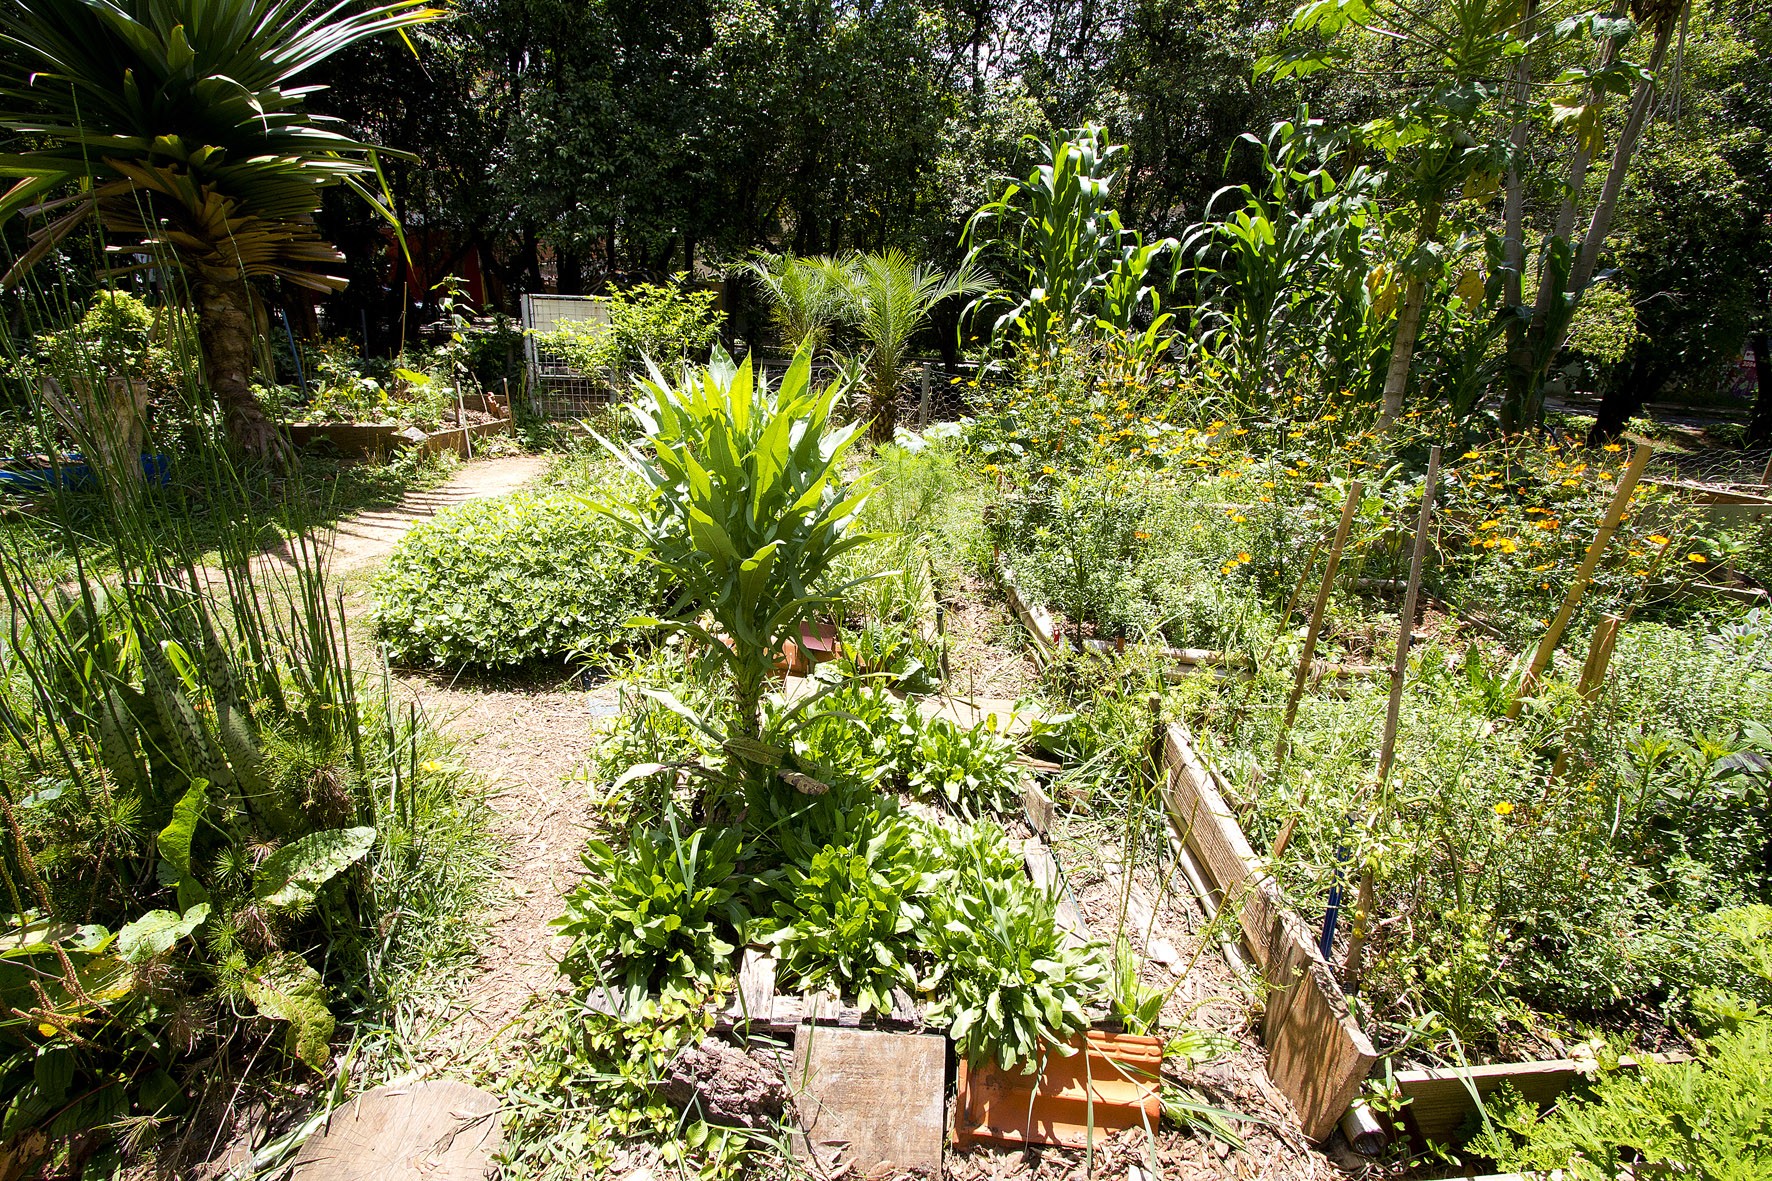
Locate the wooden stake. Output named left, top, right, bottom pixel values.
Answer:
left=1346, top=447, right=1439, bottom=990
left=1762, top=449, right=1772, bottom=492
left=1550, top=612, right=1622, bottom=780
left=1376, top=447, right=1440, bottom=785
left=1507, top=442, right=1653, bottom=719
left=1274, top=480, right=1364, bottom=768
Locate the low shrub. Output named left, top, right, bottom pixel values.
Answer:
left=372, top=489, right=661, bottom=669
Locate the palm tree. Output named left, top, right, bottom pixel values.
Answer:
left=738, top=252, right=848, bottom=356
left=0, top=0, right=440, bottom=458
left=834, top=249, right=989, bottom=444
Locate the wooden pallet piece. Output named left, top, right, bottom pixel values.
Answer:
left=1393, top=1053, right=1688, bottom=1145
left=790, top=1027, right=947, bottom=1174
left=1022, top=836, right=1089, bottom=947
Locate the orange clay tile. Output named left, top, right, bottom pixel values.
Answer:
left=954, top=1030, right=1164, bottom=1149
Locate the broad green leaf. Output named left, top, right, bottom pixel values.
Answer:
left=117, top=902, right=210, bottom=963
left=254, top=826, right=376, bottom=909
left=243, top=951, right=335, bottom=1070
left=156, top=778, right=209, bottom=878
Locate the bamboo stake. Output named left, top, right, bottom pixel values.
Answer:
left=1507, top=442, right=1653, bottom=719
left=1377, top=446, right=1440, bottom=785
left=1274, top=480, right=1364, bottom=768
left=1550, top=612, right=1622, bottom=780
left=1346, top=448, right=1439, bottom=990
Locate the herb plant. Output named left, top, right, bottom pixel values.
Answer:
left=908, top=715, right=1021, bottom=817
left=762, top=801, right=945, bottom=1014
left=554, top=811, right=747, bottom=1000
left=921, top=825, right=1107, bottom=1071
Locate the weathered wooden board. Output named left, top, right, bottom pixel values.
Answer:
left=1157, top=722, right=1377, bottom=1144
left=1022, top=837, right=1089, bottom=946
left=1394, top=1053, right=1688, bottom=1146
left=790, top=1028, right=947, bottom=1174
left=289, top=1079, right=501, bottom=1181
left=1260, top=910, right=1378, bottom=1144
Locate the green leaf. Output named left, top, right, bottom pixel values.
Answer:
left=156, top=778, right=209, bottom=878
left=254, top=826, right=376, bottom=909
left=117, top=902, right=210, bottom=963
left=243, top=951, right=335, bottom=1071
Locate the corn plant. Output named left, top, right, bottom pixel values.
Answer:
left=604, top=345, right=873, bottom=746
left=965, top=125, right=1176, bottom=356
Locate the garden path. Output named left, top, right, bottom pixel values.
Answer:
left=319, top=454, right=608, bottom=1074
left=324, top=453, right=547, bottom=573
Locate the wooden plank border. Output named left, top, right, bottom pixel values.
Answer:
left=1158, top=722, right=1376, bottom=1143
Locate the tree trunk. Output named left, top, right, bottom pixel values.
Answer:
left=1507, top=6, right=1675, bottom=432
left=1750, top=331, right=1772, bottom=446
left=194, top=274, right=286, bottom=462
left=1587, top=350, right=1669, bottom=444
left=1376, top=197, right=1443, bottom=431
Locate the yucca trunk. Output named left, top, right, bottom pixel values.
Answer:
left=194, top=273, right=286, bottom=460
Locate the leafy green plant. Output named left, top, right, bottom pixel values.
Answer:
left=554, top=811, right=747, bottom=1001
left=534, top=279, right=722, bottom=380
left=921, top=824, right=1107, bottom=1071
left=603, top=346, right=872, bottom=742
left=965, top=125, right=1175, bottom=355
left=761, top=801, right=945, bottom=1014
left=372, top=488, right=661, bottom=668
left=907, top=714, right=1020, bottom=817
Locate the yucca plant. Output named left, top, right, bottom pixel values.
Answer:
left=0, top=0, right=441, bottom=457
left=833, top=248, right=988, bottom=445
left=605, top=344, right=873, bottom=744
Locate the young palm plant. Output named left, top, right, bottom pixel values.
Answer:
left=738, top=252, right=849, bottom=356
left=604, top=345, right=873, bottom=746
left=834, top=248, right=988, bottom=444
left=0, top=0, right=440, bottom=457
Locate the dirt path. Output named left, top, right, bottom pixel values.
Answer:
left=326, top=454, right=547, bottom=574
left=321, top=456, right=607, bottom=1072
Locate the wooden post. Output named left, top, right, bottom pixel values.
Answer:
left=1274, top=480, right=1364, bottom=768
left=1345, top=447, right=1439, bottom=990
left=1507, top=442, right=1653, bottom=718
left=1761, top=449, right=1772, bottom=491
left=1376, top=446, right=1440, bottom=785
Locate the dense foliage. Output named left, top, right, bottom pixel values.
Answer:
left=373, top=488, right=661, bottom=668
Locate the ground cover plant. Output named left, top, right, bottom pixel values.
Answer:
left=371, top=481, right=663, bottom=669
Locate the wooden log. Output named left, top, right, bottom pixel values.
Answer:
left=1276, top=481, right=1364, bottom=766
left=1509, top=442, right=1653, bottom=718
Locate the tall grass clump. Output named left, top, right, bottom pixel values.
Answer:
left=0, top=282, right=494, bottom=1177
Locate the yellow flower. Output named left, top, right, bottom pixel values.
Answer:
left=1649, top=535, right=1670, bottom=546
left=1237, top=552, right=1252, bottom=563
left=1231, top=514, right=1247, bottom=523
left=1688, top=553, right=1707, bottom=563
left=421, top=760, right=443, bottom=774
left=1041, top=464, right=1055, bottom=475
left=1603, top=443, right=1622, bottom=452
left=1493, top=801, right=1514, bottom=816
left=1461, top=450, right=1481, bottom=459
